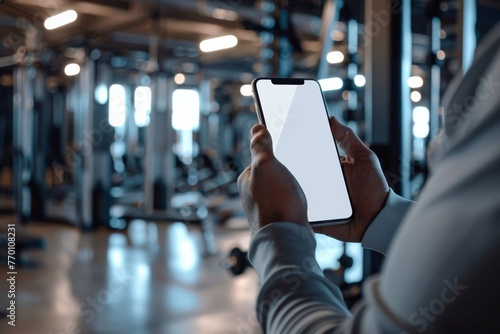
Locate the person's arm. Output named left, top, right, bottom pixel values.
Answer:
left=361, top=189, right=413, bottom=255
left=241, top=23, right=500, bottom=334
left=249, top=223, right=407, bottom=334
left=242, top=26, right=500, bottom=332
left=248, top=188, right=414, bottom=332
left=238, top=125, right=406, bottom=333
left=249, top=223, right=352, bottom=333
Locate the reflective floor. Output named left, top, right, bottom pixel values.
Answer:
left=0, top=215, right=261, bottom=334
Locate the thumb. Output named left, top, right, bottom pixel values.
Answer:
left=329, top=116, right=368, bottom=157
left=250, top=124, right=275, bottom=166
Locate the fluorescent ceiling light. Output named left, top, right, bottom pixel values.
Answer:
left=64, top=63, right=80, bottom=76
left=240, top=84, right=252, bottom=97
left=200, top=35, right=238, bottom=53
left=44, top=10, right=78, bottom=30
left=407, top=76, right=424, bottom=88
left=326, top=51, right=344, bottom=64
left=319, top=77, right=343, bottom=91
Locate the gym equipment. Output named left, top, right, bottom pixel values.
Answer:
left=224, top=247, right=251, bottom=276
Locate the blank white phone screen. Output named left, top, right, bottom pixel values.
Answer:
left=255, top=79, right=352, bottom=223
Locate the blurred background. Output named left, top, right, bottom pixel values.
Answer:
left=0, top=0, right=498, bottom=333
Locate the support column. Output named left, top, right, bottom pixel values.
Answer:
left=13, top=66, right=48, bottom=221
left=198, top=80, right=211, bottom=154
left=13, top=22, right=50, bottom=222
left=457, top=0, right=476, bottom=76
left=363, top=0, right=412, bottom=276
left=93, top=61, right=113, bottom=227
left=364, top=0, right=412, bottom=199
left=345, top=19, right=361, bottom=133
left=32, top=64, right=49, bottom=220
left=12, top=23, right=47, bottom=222
left=273, top=0, right=293, bottom=77
left=144, top=74, right=175, bottom=213
left=317, top=0, right=343, bottom=79
left=428, top=2, right=442, bottom=140
left=74, top=57, right=96, bottom=230
left=13, top=65, right=34, bottom=222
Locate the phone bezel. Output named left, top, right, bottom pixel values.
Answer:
left=251, top=77, right=353, bottom=226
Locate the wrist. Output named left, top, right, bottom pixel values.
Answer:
left=251, top=217, right=309, bottom=239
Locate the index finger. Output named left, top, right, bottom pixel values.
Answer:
left=249, top=125, right=275, bottom=167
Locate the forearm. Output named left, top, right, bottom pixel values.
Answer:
left=248, top=223, right=429, bottom=334
left=249, top=223, right=352, bottom=333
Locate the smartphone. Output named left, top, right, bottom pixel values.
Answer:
left=251, top=77, right=352, bottom=226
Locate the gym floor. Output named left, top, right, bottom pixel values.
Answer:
left=0, top=215, right=262, bottom=334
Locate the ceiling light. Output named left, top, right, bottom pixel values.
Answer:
left=174, top=73, right=186, bottom=85
left=410, top=91, right=422, bottom=103
left=44, top=10, right=78, bottom=30
left=200, top=35, right=238, bottom=53
left=240, top=84, right=252, bottom=97
left=353, top=74, right=366, bottom=87
left=330, top=30, right=345, bottom=42
left=318, top=77, right=343, bottom=91
left=342, top=90, right=349, bottom=101
left=64, top=63, right=80, bottom=76
left=407, top=76, right=424, bottom=88
left=326, top=51, right=344, bottom=64
left=412, top=106, right=430, bottom=124
left=437, top=50, right=446, bottom=60
left=413, top=123, right=430, bottom=138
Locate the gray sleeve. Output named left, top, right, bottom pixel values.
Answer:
left=249, top=223, right=351, bottom=333
left=361, top=189, right=414, bottom=255
left=249, top=223, right=405, bottom=334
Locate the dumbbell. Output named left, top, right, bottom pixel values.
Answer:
left=224, top=247, right=252, bottom=276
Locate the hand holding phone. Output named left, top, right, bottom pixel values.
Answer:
left=313, top=116, right=390, bottom=241
left=251, top=78, right=352, bottom=226
left=237, top=124, right=309, bottom=237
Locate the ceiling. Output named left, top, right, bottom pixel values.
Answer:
left=0, top=0, right=498, bottom=82
left=1, top=0, right=343, bottom=79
